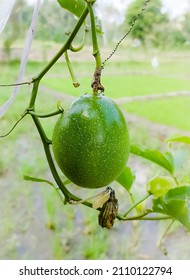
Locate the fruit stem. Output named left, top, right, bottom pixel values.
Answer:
left=87, top=2, right=104, bottom=94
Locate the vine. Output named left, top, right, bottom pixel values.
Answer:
left=0, top=0, right=190, bottom=251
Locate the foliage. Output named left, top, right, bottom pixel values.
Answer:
left=124, top=0, right=169, bottom=46
left=116, top=166, right=135, bottom=192
left=146, top=176, right=176, bottom=197
left=0, top=0, right=190, bottom=259
left=153, top=187, right=190, bottom=231
left=2, top=0, right=190, bottom=54
left=57, top=0, right=86, bottom=18
left=130, top=144, right=174, bottom=174
left=1, top=0, right=80, bottom=47
left=180, top=11, right=190, bottom=45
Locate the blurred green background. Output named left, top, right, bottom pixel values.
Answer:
left=0, top=0, right=190, bottom=260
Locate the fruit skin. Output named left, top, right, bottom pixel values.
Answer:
left=52, top=93, right=130, bottom=188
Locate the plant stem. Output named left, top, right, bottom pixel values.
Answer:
left=25, top=5, right=95, bottom=202
left=30, top=114, right=92, bottom=207
left=28, top=80, right=40, bottom=109
left=70, top=24, right=89, bottom=52
left=139, top=216, right=172, bottom=221
left=0, top=113, right=27, bottom=138
left=172, top=174, right=179, bottom=185
left=88, top=3, right=101, bottom=68
left=117, top=211, right=149, bottom=221
left=123, top=193, right=151, bottom=217
left=160, top=220, right=174, bottom=242
left=128, top=192, right=135, bottom=204
left=0, top=81, right=32, bottom=87
left=28, top=109, right=63, bottom=118
left=87, top=2, right=104, bottom=94
left=157, top=220, right=175, bottom=255
left=31, top=114, right=71, bottom=200
left=117, top=211, right=172, bottom=221
left=33, top=6, right=90, bottom=82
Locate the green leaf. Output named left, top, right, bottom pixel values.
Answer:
left=167, top=134, right=190, bottom=145
left=96, top=25, right=104, bottom=35
left=165, top=151, right=174, bottom=169
left=147, top=176, right=176, bottom=197
left=130, top=144, right=174, bottom=174
left=57, top=0, right=86, bottom=18
left=116, top=166, right=135, bottom=192
left=95, top=16, right=104, bottom=35
left=23, top=175, right=55, bottom=187
left=153, top=186, right=190, bottom=231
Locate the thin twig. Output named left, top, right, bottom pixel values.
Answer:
left=0, top=81, right=33, bottom=87
left=0, top=113, right=27, bottom=138
left=123, top=193, right=151, bottom=217
left=157, top=220, right=175, bottom=255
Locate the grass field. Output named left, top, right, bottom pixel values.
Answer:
left=40, top=59, right=190, bottom=131
left=1, top=49, right=190, bottom=260
left=43, top=74, right=190, bottom=98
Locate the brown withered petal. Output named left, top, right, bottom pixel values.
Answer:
left=98, top=189, right=118, bottom=229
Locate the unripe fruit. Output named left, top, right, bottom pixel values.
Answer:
left=52, top=93, right=130, bottom=188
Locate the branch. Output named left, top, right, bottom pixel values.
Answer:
left=117, top=211, right=172, bottom=221
left=123, top=193, right=151, bottom=217
left=0, top=113, right=27, bottom=138
left=34, top=5, right=91, bottom=82
left=0, top=81, right=33, bottom=87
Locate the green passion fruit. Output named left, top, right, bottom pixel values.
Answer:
left=52, top=93, right=130, bottom=188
